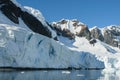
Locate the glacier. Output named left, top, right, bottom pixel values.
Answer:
left=0, top=24, right=104, bottom=69
left=0, top=0, right=104, bottom=69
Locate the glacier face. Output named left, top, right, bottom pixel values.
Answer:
left=0, top=24, right=104, bottom=68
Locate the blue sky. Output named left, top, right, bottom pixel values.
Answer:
left=17, top=0, right=120, bottom=28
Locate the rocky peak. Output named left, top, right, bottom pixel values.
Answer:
left=52, top=19, right=91, bottom=40
left=90, top=25, right=120, bottom=48
left=52, top=19, right=120, bottom=48
left=103, top=25, right=120, bottom=47
left=90, top=26, right=104, bottom=41
left=52, top=19, right=85, bottom=34
left=76, top=25, right=91, bottom=40
left=106, top=25, right=120, bottom=36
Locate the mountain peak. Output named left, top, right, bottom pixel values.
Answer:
left=52, top=19, right=87, bottom=34
left=52, top=19, right=120, bottom=48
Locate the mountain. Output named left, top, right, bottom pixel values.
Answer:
left=0, top=0, right=120, bottom=72
left=0, top=0, right=104, bottom=69
left=52, top=19, right=120, bottom=72
left=90, top=26, right=120, bottom=48
left=52, top=19, right=91, bottom=40
left=52, top=19, right=120, bottom=48
left=0, top=0, right=57, bottom=39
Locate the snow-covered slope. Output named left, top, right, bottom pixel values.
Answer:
left=68, top=37, right=120, bottom=71
left=52, top=19, right=120, bottom=72
left=52, top=19, right=120, bottom=48
left=23, top=6, right=56, bottom=38
left=0, top=24, right=104, bottom=69
left=0, top=0, right=57, bottom=39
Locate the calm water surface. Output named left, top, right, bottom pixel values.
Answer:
left=0, top=70, right=119, bottom=80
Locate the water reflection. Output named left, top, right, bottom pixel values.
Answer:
left=98, top=72, right=120, bottom=80
left=0, top=70, right=119, bottom=80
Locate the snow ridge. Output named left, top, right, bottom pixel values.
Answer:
left=23, top=6, right=57, bottom=38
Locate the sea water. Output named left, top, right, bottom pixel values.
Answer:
left=0, top=70, right=119, bottom=80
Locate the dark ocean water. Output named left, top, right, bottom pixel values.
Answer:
left=0, top=70, right=119, bottom=80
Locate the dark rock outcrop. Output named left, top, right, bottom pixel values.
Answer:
left=0, top=0, right=10, bottom=4
left=61, top=29, right=75, bottom=39
left=90, top=26, right=120, bottom=48
left=21, top=11, right=52, bottom=38
left=89, top=39, right=97, bottom=46
left=90, top=27, right=104, bottom=41
left=103, top=27, right=120, bottom=47
left=0, top=0, right=56, bottom=39
left=53, top=24, right=75, bottom=39
left=52, top=20, right=91, bottom=40
left=76, top=25, right=91, bottom=40
left=0, top=0, right=21, bottom=24
left=109, top=26, right=120, bottom=36
left=104, top=29, right=114, bottom=46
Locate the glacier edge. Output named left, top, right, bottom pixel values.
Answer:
left=0, top=24, right=104, bottom=69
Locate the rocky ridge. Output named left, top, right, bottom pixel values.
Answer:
left=0, top=0, right=57, bottom=39
left=52, top=19, right=120, bottom=48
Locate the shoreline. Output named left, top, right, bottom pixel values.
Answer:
left=0, top=67, right=104, bottom=71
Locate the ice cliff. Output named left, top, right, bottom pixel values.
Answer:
left=0, top=24, right=104, bottom=69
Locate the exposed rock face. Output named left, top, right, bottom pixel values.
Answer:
left=52, top=20, right=75, bottom=39
left=90, top=26, right=120, bottom=48
left=0, top=0, right=21, bottom=24
left=52, top=19, right=91, bottom=40
left=109, top=26, right=120, bottom=36
left=21, top=11, right=52, bottom=38
left=52, top=19, right=120, bottom=48
left=90, top=27, right=104, bottom=41
left=53, top=25, right=75, bottom=39
left=0, top=0, right=56, bottom=39
left=103, top=26, right=120, bottom=47
left=89, top=39, right=97, bottom=46
left=104, top=29, right=114, bottom=46
left=76, top=25, right=91, bottom=40
left=0, top=0, right=10, bottom=4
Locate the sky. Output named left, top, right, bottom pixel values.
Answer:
left=17, top=0, right=120, bottom=28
